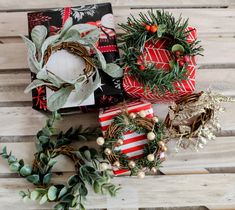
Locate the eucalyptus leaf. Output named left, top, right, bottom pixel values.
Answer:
left=9, top=162, right=20, bottom=172
left=48, top=186, right=58, bottom=201
left=83, top=150, right=91, bottom=161
left=39, top=194, right=48, bottom=205
left=61, top=194, right=75, bottom=203
left=54, top=203, right=66, bottom=210
left=19, top=165, right=32, bottom=177
left=31, top=25, right=48, bottom=50
left=103, top=63, right=123, bottom=78
left=157, top=24, right=166, bottom=38
left=26, top=174, right=40, bottom=184
left=43, top=173, right=52, bottom=184
left=47, top=86, right=74, bottom=111
left=58, top=186, right=68, bottom=199
left=8, top=155, right=17, bottom=164
left=48, top=159, right=57, bottom=167
left=67, top=175, right=79, bottom=186
left=30, top=190, right=40, bottom=201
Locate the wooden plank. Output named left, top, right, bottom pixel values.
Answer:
left=0, top=72, right=30, bottom=102
left=1, top=136, right=235, bottom=175
left=0, top=0, right=229, bottom=11
left=0, top=101, right=234, bottom=138
left=0, top=68, right=235, bottom=104
left=0, top=174, right=234, bottom=209
left=2, top=8, right=235, bottom=38
left=1, top=37, right=235, bottom=70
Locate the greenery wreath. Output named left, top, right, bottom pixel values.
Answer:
left=119, top=10, right=203, bottom=94
left=97, top=110, right=167, bottom=178
left=21, top=17, right=123, bottom=111
left=0, top=112, right=119, bottom=210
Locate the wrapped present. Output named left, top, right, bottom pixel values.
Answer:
left=119, top=10, right=203, bottom=103
left=26, top=3, right=124, bottom=112
left=99, top=100, right=165, bottom=176
left=123, top=27, right=197, bottom=102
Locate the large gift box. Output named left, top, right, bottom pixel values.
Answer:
left=99, top=100, right=155, bottom=175
left=123, top=27, right=197, bottom=102
left=27, top=3, right=124, bottom=112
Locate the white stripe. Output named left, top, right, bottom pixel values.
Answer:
left=115, top=139, right=147, bottom=151
left=126, top=150, right=144, bottom=158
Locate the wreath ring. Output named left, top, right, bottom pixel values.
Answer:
left=98, top=110, right=167, bottom=178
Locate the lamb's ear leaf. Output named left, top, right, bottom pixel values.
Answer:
left=59, top=17, right=73, bottom=37
left=47, top=86, right=73, bottom=111
left=92, top=46, right=106, bottom=70
left=24, top=79, right=54, bottom=93
left=103, top=63, right=123, bottom=78
left=20, top=35, right=40, bottom=74
left=31, top=25, right=48, bottom=50
left=81, top=28, right=100, bottom=45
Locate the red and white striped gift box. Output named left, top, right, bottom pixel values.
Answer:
left=99, top=100, right=154, bottom=175
left=123, top=27, right=197, bottom=103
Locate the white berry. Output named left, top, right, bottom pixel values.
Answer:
left=152, top=116, right=159, bottom=123
left=100, top=162, right=109, bottom=171
left=147, top=132, right=156, bottom=140
left=129, top=112, right=136, bottom=119
left=104, top=148, right=111, bottom=155
left=96, top=137, right=105, bottom=145
left=147, top=154, right=155, bottom=162
left=137, top=171, right=145, bottom=179
left=138, top=110, right=147, bottom=118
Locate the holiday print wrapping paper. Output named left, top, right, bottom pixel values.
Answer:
left=27, top=3, right=124, bottom=112
left=123, top=27, right=197, bottom=102
left=99, top=100, right=154, bottom=175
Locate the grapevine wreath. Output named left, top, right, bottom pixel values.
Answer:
left=119, top=10, right=203, bottom=94
left=22, top=17, right=122, bottom=111
left=97, top=109, right=167, bottom=178
left=164, top=91, right=235, bottom=150
left=0, top=112, right=120, bottom=210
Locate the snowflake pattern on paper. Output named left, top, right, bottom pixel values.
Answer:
left=28, top=13, right=52, bottom=32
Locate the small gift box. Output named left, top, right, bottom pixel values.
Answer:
left=123, top=27, right=198, bottom=102
left=99, top=100, right=156, bottom=175
left=26, top=3, right=124, bottom=112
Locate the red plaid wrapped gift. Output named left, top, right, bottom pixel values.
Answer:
left=99, top=100, right=165, bottom=175
left=123, top=27, right=197, bottom=102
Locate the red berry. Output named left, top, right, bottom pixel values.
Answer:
left=184, top=55, right=190, bottom=63
left=175, top=50, right=181, bottom=57
left=179, top=60, right=185, bottom=67
left=137, top=59, right=142, bottom=65
left=150, top=25, right=158, bottom=33
left=139, top=65, right=145, bottom=70
left=145, top=25, right=151, bottom=31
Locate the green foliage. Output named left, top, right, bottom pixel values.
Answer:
left=0, top=112, right=119, bottom=210
left=119, top=10, right=203, bottom=94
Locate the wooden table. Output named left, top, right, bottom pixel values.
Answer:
left=0, top=0, right=235, bottom=209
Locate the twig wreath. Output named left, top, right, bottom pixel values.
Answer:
left=164, top=91, right=235, bottom=150
left=21, top=17, right=123, bottom=111
left=119, top=10, right=203, bottom=94
left=97, top=110, right=167, bottom=178
left=0, top=112, right=119, bottom=210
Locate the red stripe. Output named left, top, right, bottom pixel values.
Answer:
left=123, top=135, right=147, bottom=145
left=62, top=7, right=71, bottom=25
left=122, top=145, right=145, bottom=154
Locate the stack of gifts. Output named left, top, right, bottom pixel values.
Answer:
left=23, top=3, right=233, bottom=177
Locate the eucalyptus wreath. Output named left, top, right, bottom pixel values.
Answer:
left=21, top=17, right=123, bottom=111
left=119, top=10, right=203, bottom=94
left=0, top=112, right=119, bottom=210
left=97, top=110, right=167, bottom=178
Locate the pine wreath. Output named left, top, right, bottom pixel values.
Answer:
left=119, top=10, right=203, bottom=94
left=97, top=110, right=167, bottom=178
left=0, top=112, right=119, bottom=210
